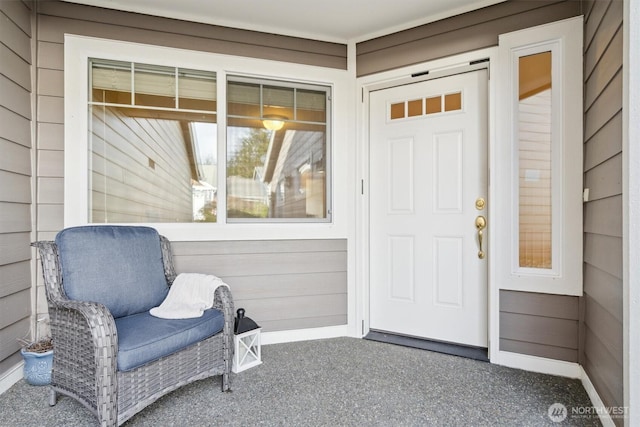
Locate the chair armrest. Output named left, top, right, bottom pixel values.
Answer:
left=213, top=286, right=235, bottom=367
left=49, top=299, right=118, bottom=413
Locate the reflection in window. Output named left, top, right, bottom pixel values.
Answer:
left=88, top=59, right=217, bottom=223
left=226, top=78, right=330, bottom=221
left=518, top=51, right=552, bottom=268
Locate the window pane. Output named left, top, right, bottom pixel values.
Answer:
left=91, top=59, right=132, bottom=104
left=444, top=92, right=462, bottom=111
left=407, top=99, right=423, bottom=117
left=296, top=89, right=326, bottom=122
left=228, top=81, right=260, bottom=117
left=518, top=51, right=552, bottom=268
left=425, top=96, right=441, bottom=114
left=89, top=61, right=217, bottom=223
left=226, top=77, right=329, bottom=221
left=178, top=68, right=216, bottom=111
left=134, top=63, right=176, bottom=108
left=263, top=85, right=294, bottom=121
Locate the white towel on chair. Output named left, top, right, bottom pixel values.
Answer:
left=150, top=273, right=228, bottom=319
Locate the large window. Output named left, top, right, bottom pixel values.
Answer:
left=87, top=60, right=330, bottom=224
left=226, top=77, right=330, bottom=222
left=89, top=59, right=217, bottom=223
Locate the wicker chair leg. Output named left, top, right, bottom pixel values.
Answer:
left=222, top=372, right=231, bottom=392
left=48, top=388, right=57, bottom=406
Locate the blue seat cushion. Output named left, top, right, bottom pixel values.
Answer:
left=55, top=226, right=169, bottom=318
left=115, top=308, right=225, bottom=371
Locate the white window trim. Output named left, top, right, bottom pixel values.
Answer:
left=495, top=17, right=583, bottom=296
left=64, top=34, right=351, bottom=241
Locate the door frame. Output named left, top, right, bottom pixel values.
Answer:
left=355, top=47, right=499, bottom=361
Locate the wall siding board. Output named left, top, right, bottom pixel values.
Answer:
left=583, top=263, right=622, bottom=323
left=500, top=339, right=578, bottom=362
left=0, top=43, right=31, bottom=90
left=36, top=149, right=63, bottom=177
left=0, top=203, right=31, bottom=233
left=36, top=94, right=63, bottom=124
left=584, top=295, right=623, bottom=367
left=0, top=289, right=30, bottom=330
left=583, top=152, right=622, bottom=201
left=584, top=233, right=622, bottom=279
left=0, top=261, right=32, bottom=299
left=36, top=204, right=64, bottom=232
left=358, top=0, right=572, bottom=54
left=226, top=272, right=347, bottom=300
left=0, top=318, right=30, bottom=362
left=0, top=10, right=31, bottom=62
left=0, top=1, right=31, bottom=36
left=584, top=111, right=622, bottom=171
left=37, top=67, right=63, bottom=97
left=0, top=171, right=31, bottom=203
left=0, top=106, right=31, bottom=148
left=585, top=70, right=622, bottom=141
left=583, top=333, right=624, bottom=406
left=36, top=13, right=346, bottom=70
left=0, top=75, right=31, bottom=119
left=499, top=290, right=579, bottom=360
left=37, top=177, right=64, bottom=204
left=172, top=239, right=347, bottom=256
left=37, top=0, right=345, bottom=58
left=583, top=0, right=611, bottom=50
left=175, top=251, right=347, bottom=278
left=356, top=0, right=581, bottom=76
left=171, top=239, right=347, bottom=332
left=500, top=312, right=578, bottom=349
left=0, top=138, right=31, bottom=175
left=0, top=232, right=31, bottom=266
left=36, top=40, right=63, bottom=70
left=36, top=122, right=63, bottom=150
left=500, top=290, right=579, bottom=320
left=583, top=195, right=622, bottom=237
left=583, top=0, right=623, bottom=78
left=584, top=27, right=622, bottom=109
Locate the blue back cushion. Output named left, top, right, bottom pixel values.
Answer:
left=56, top=226, right=169, bottom=318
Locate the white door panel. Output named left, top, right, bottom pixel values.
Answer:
left=369, top=70, right=488, bottom=347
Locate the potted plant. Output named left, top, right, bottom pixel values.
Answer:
left=19, top=335, right=53, bottom=386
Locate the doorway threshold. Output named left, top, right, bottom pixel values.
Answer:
left=365, top=330, right=489, bottom=362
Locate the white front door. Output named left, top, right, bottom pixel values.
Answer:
left=369, top=70, right=488, bottom=347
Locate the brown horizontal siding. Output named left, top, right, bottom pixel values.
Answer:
left=356, top=0, right=582, bottom=76
left=499, top=290, right=579, bottom=362
left=0, top=0, right=33, bottom=379
left=36, top=1, right=346, bottom=69
left=172, top=239, right=348, bottom=333
left=580, top=0, right=623, bottom=419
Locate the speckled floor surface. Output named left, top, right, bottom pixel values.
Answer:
left=0, top=337, right=601, bottom=426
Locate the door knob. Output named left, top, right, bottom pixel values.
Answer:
left=475, top=215, right=487, bottom=259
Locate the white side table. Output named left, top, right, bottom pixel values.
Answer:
left=232, top=328, right=262, bottom=373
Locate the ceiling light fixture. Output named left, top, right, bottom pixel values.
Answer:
left=262, top=115, right=286, bottom=131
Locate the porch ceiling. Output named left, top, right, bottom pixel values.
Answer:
left=61, top=0, right=507, bottom=43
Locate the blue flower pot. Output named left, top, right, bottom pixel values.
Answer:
left=21, top=348, right=53, bottom=386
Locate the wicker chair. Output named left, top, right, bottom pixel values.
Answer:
left=32, top=225, right=234, bottom=427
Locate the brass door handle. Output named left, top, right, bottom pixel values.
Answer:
left=476, top=215, right=487, bottom=259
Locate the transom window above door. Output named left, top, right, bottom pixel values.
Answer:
left=389, top=91, right=462, bottom=120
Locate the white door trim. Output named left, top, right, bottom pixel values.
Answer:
left=355, top=47, right=499, bottom=360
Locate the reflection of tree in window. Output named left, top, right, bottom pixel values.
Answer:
left=226, top=129, right=270, bottom=218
